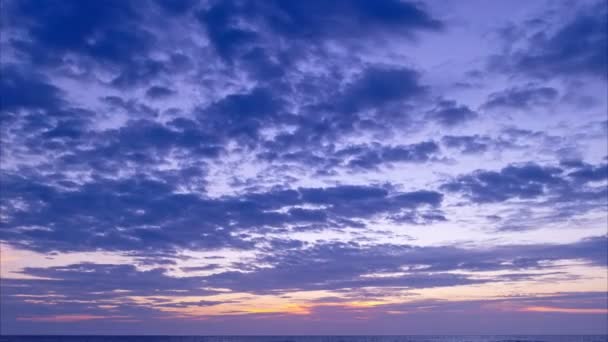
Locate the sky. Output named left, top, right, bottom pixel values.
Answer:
left=0, top=0, right=607, bottom=335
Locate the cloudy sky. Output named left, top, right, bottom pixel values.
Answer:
left=1, top=0, right=607, bottom=335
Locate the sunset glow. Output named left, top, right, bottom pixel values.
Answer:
left=0, top=0, right=607, bottom=335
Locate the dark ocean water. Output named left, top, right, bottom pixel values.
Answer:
left=1, top=336, right=606, bottom=342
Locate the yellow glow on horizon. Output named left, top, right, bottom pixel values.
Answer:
left=121, top=260, right=608, bottom=320
left=244, top=304, right=311, bottom=315
left=3, top=242, right=607, bottom=323
left=126, top=291, right=393, bottom=318
left=343, top=301, right=385, bottom=308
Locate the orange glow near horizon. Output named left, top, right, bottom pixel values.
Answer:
left=244, top=304, right=311, bottom=315
left=126, top=293, right=391, bottom=319
left=13, top=299, right=608, bottom=324
left=343, top=301, right=385, bottom=308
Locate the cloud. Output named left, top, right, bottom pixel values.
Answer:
left=0, top=64, right=65, bottom=113
left=8, top=0, right=152, bottom=68
left=4, top=0, right=200, bottom=88
left=196, top=1, right=258, bottom=62
left=5, top=236, right=604, bottom=299
left=442, top=135, right=491, bottom=154
left=442, top=163, right=566, bottom=203
left=180, top=264, right=222, bottom=272
left=336, top=67, right=427, bottom=113
left=199, top=87, right=285, bottom=144
left=5, top=291, right=607, bottom=334
left=252, top=66, right=431, bottom=171
left=441, top=161, right=607, bottom=231
left=145, top=86, right=176, bottom=99
left=0, top=174, right=443, bottom=252
left=1, top=234, right=606, bottom=333
left=566, top=162, right=608, bottom=184
left=196, top=0, right=443, bottom=61
left=483, top=84, right=559, bottom=110
left=14, top=263, right=211, bottom=296
left=340, top=141, right=440, bottom=170
left=260, top=0, right=443, bottom=39
left=427, top=100, right=477, bottom=127
left=197, top=235, right=607, bottom=294
left=491, top=1, right=607, bottom=79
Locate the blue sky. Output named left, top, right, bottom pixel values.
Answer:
left=0, top=0, right=607, bottom=335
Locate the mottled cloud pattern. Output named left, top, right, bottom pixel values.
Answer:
left=0, top=0, right=607, bottom=335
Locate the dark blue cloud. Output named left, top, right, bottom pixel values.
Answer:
left=442, top=161, right=608, bottom=227
left=566, top=162, right=608, bottom=184
left=110, top=59, right=170, bottom=88
left=261, top=0, right=443, bottom=39
left=0, top=172, right=443, bottom=252
left=13, top=263, right=211, bottom=296
left=337, top=67, right=427, bottom=113
left=204, top=235, right=607, bottom=293
left=4, top=0, right=197, bottom=88
left=224, top=65, right=434, bottom=173
left=492, top=1, right=607, bottom=79
left=0, top=64, right=65, bottom=113
left=52, top=119, right=221, bottom=176
left=259, top=140, right=440, bottom=174
left=442, top=163, right=566, bottom=203
left=340, top=141, right=440, bottom=170
left=252, top=66, right=430, bottom=168
left=145, top=86, right=176, bottom=99
left=0, top=174, right=234, bottom=252
left=199, top=87, right=284, bottom=144
left=427, top=100, right=477, bottom=127
left=197, top=1, right=259, bottom=62
left=240, top=48, right=286, bottom=80
left=9, top=0, right=150, bottom=66
left=197, top=0, right=442, bottom=61
left=483, top=84, right=559, bottom=110
left=0, top=263, right=216, bottom=330
left=0, top=65, right=97, bottom=157
left=442, top=135, right=490, bottom=154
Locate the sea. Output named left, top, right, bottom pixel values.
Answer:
left=0, top=336, right=606, bottom=342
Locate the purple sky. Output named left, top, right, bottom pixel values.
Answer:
left=0, top=0, right=607, bottom=335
